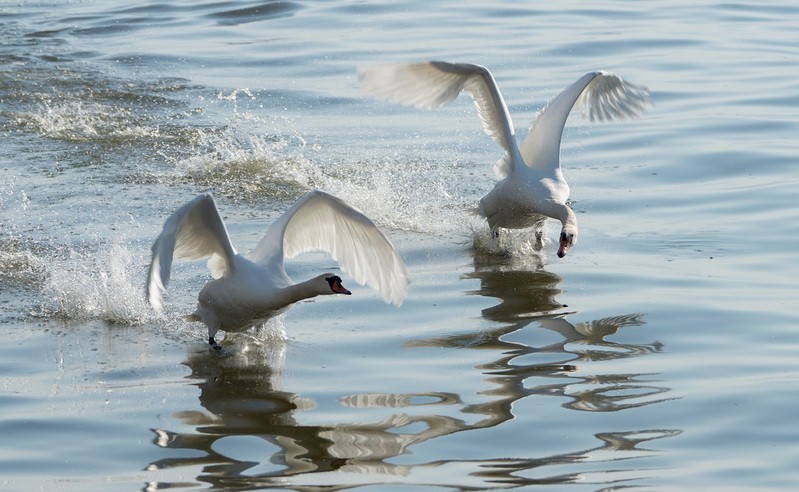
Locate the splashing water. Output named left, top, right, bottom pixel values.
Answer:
left=19, top=98, right=162, bottom=144
left=43, top=244, right=152, bottom=325
left=0, top=243, right=48, bottom=290
left=470, top=217, right=556, bottom=260
left=175, top=131, right=320, bottom=200
left=318, top=155, right=471, bottom=237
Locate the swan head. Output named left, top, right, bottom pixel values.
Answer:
left=557, top=225, right=578, bottom=258
left=324, top=274, right=352, bottom=296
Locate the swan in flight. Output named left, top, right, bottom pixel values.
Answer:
left=146, top=190, right=409, bottom=353
left=358, top=61, right=651, bottom=257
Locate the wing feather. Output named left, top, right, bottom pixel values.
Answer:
left=248, top=190, right=409, bottom=306
left=520, top=71, right=652, bottom=170
left=145, top=193, right=237, bottom=312
left=358, top=61, right=517, bottom=156
left=577, top=72, right=652, bottom=122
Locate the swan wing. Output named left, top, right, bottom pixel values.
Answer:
left=146, top=193, right=237, bottom=312
left=248, top=190, right=409, bottom=306
left=358, top=61, right=518, bottom=159
left=519, top=71, right=651, bottom=171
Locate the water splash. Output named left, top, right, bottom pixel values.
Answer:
left=0, top=242, right=48, bottom=289
left=175, top=131, right=320, bottom=200
left=0, top=177, right=48, bottom=290
left=42, top=243, right=152, bottom=325
left=470, top=218, right=555, bottom=259
left=317, top=155, right=472, bottom=237
left=19, top=98, right=162, bottom=144
left=211, top=318, right=289, bottom=369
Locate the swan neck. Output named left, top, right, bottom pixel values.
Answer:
left=284, top=278, right=326, bottom=304
left=556, top=203, right=577, bottom=228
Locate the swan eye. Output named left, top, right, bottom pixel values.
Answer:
left=326, top=275, right=352, bottom=295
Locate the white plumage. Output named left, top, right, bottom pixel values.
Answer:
left=358, top=61, right=651, bottom=257
left=146, top=190, right=409, bottom=352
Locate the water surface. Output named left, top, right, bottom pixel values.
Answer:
left=1, top=1, right=798, bottom=490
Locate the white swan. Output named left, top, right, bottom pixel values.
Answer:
left=358, top=61, right=651, bottom=257
left=146, top=190, right=409, bottom=352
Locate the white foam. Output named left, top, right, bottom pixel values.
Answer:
left=175, top=131, right=321, bottom=197
left=314, top=155, right=472, bottom=237
left=43, top=243, right=153, bottom=325
left=24, top=99, right=160, bottom=142
left=470, top=217, right=555, bottom=260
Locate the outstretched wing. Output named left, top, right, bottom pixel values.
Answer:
left=520, top=71, right=652, bottom=171
left=248, top=190, right=409, bottom=306
left=358, top=61, right=518, bottom=157
left=577, top=72, right=652, bottom=122
left=145, top=193, right=237, bottom=312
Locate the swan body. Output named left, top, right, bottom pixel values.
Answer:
left=358, top=61, right=651, bottom=257
left=146, top=190, right=409, bottom=352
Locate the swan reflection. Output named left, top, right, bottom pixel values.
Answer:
left=146, top=254, right=676, bottom=489
left=147, top=335, right=466, bottom=486
left=459, top=249, right=671, bottom=414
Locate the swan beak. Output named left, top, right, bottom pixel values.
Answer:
left=332, top=281, right=352, bottom=295
left=557, top=239, right=571, bottom=258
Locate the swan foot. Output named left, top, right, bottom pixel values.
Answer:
left=208, top=336, right=230, bottom=357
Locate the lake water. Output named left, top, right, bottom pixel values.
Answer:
left=1, top=1, right=798, bottom=490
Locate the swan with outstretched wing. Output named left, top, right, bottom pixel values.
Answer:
left=146, top=190, right=409, bottom=353
left=358, top=61, right=651, bottom=257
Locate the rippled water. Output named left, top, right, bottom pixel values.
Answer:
left=1, top=1, right=798, bottom=490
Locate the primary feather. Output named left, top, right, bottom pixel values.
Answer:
left=358, top=61, right=652, bottom=258
left=145, top=190, right=409, bottom=352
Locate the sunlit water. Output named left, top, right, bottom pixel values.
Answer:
left=1, top=1, right=798, bottom=490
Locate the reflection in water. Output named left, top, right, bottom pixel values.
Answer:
left=463, top=428, right=682, bottom=487
left=146, top=253, right=677, bottom=490
left=460, top=249, right=671, bottom=414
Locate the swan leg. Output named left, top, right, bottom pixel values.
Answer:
left=207, top=324, right=224, bottom=353
left=196, top=303, right=227, bottom=354
left=209, top=335, right=223, bottom=352
left=209, top=335, right=231, bottom=357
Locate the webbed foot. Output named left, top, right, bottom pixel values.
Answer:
left=208, top=336, right=230, bottom=357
